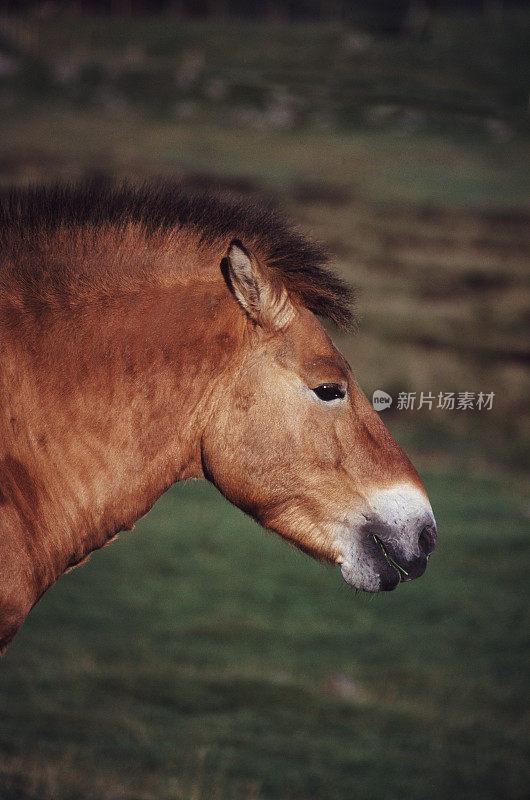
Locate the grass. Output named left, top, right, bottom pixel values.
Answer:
left=2, top=13, right=529, bottom=130
left=1, top=12, right=529, bottom=208
left=1, top=474, right=528, bottom=800
left=373, top=535, right=409, bottom=576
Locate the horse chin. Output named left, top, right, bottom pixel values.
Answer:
left=340, top=559, right=401, bottom=593
left=338, top=527, right=403, bottom=592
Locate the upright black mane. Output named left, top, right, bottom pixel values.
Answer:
left=0, top=180, right=354, bottom=328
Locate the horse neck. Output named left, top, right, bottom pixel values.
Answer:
left=0, top=272, right=243, bottom=611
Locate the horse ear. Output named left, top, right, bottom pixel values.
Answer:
left=222, top=239, right=294, bottom=328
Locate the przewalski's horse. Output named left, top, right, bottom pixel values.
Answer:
left=0, top=182, right=437, bottom=653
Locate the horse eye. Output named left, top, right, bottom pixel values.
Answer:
left=312, top=383, right=346, bottom=402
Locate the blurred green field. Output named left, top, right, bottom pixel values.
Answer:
left=0, top=12, right=529, bottom=800
left=1, top=475, right=528, bottom=800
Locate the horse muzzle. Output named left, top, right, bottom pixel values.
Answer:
left=338, top=484, right=437, bottom=593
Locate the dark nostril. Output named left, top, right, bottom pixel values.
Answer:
left=418, top=524, right=437, bottom=556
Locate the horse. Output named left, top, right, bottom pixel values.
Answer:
left=0, top=181, right=437, bottom=653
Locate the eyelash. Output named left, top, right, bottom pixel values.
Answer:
left=312, top=383, right=346, bottom=402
